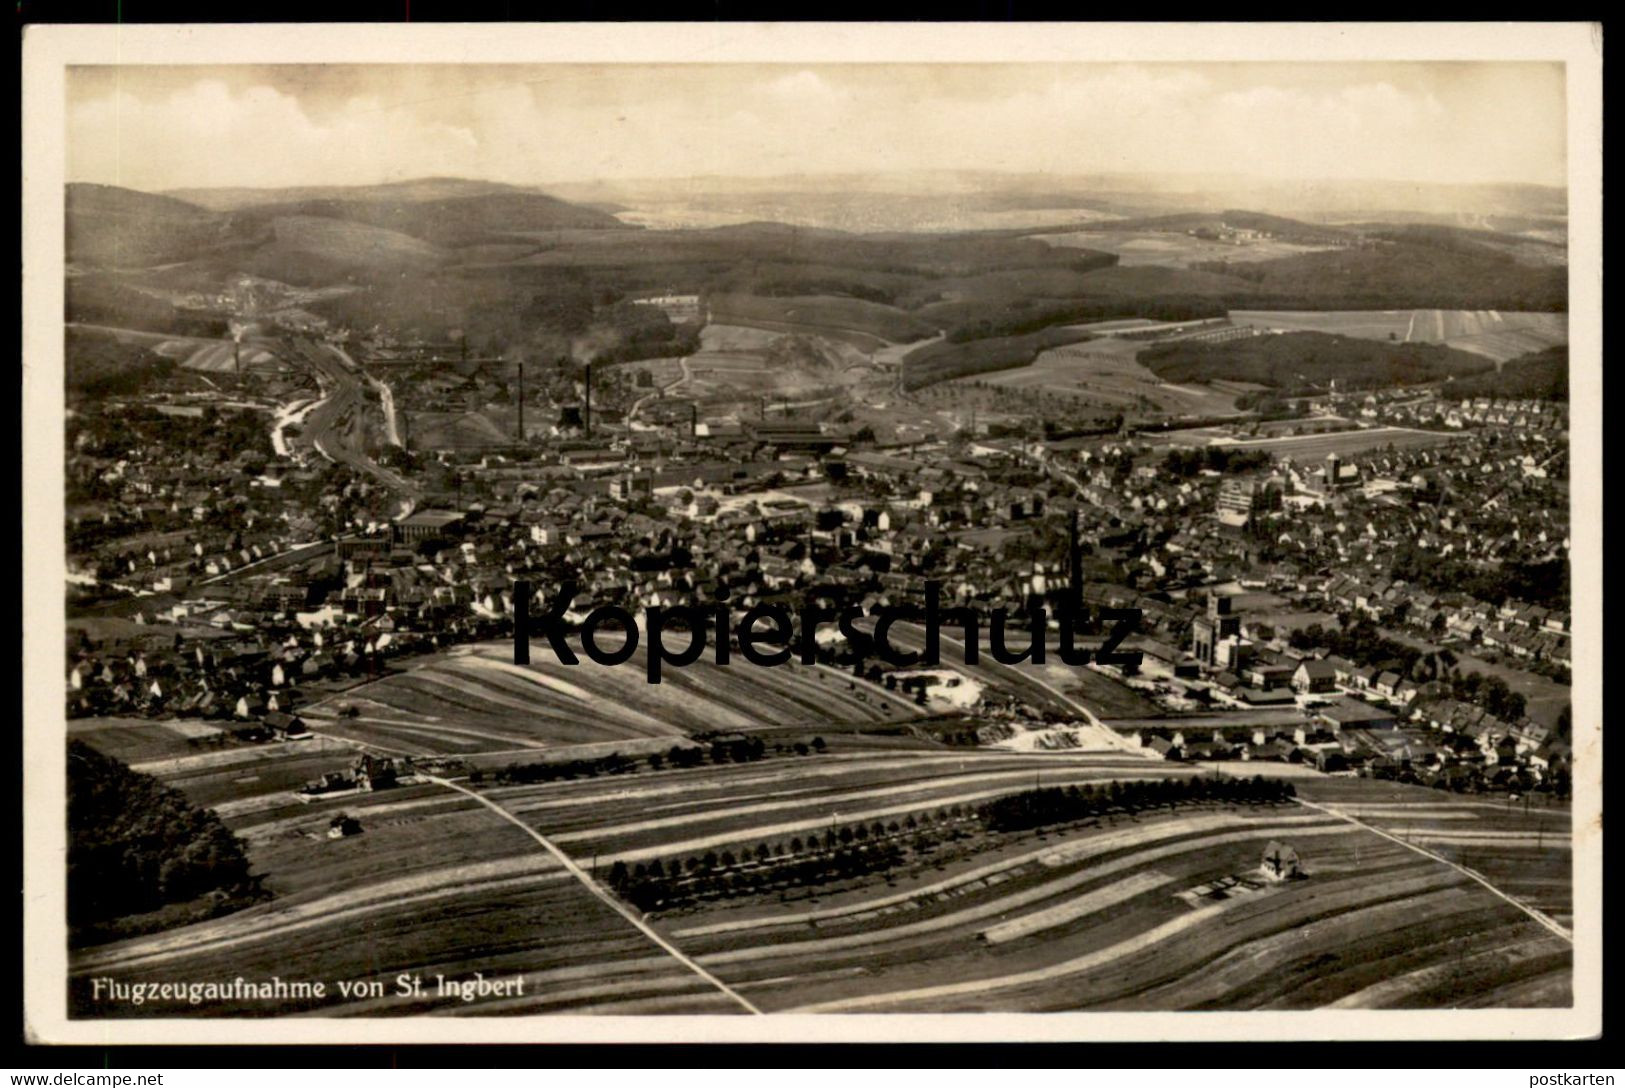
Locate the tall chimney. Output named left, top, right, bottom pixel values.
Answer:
left=513, top=579, right=531, bottom=666
left=583, top=362, right=593, bottom=438
left=516, top=363, right=524, bottom=444
left=690, top=403, right=698, bottom=438
left=1069, top=507, right=1084, bottom=622
left=234, top=340, right=241, bottom=379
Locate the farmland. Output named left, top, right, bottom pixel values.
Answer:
left=300, top=642, right=919, bottom=757
left=179, top=339, right=282, bottom=374
left=629, top=322, right=907, bottom=415
left=1038, top=229, right=1343, bottom=268
left=66, top=701, right=1572, bottom=1016
left=1291, top=777, right=1573, bottom=931
left=1232, top=310, right=1568, bottom=363
left=954, top=337, right=1247, bottom=418
left=673, top=771, right=1571, bottom=1013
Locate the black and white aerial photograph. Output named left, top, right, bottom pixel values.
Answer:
left=21, top=22, right=1602, bottom=1045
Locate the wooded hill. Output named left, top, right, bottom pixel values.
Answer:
left=1446, top=346, right=1569, bottom=401
left=1139, top=331, right=1494, bottom=392
left=68, top=740, right=261, bottom=944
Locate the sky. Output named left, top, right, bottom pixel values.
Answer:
left=66, top=62, right=1568, bottom=193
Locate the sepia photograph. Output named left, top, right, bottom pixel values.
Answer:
left=20, top=22, right=1603, bottom=1046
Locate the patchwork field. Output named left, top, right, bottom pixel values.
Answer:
left=957, top=337, right=1244, bottom=418
left=1038, top=230, right=1342, bottom=267
left=178, top=339, right=282, bottom=373
left=670, top=785, right=1571, bottom=1013
left=1292, top=777, right=1574, bottom=932
left=69, top=707, right=1573, bottom=1017
left=1232, top=310, right=1568, bottom=363
left=635, top=323, right=896, bottom=410
left=301, top=642, right=919, bottom=757
left=68, top=716, right=240, bottom=766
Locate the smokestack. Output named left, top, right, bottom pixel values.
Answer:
left=516, top=363, right=524, bottom=444
left=1069, top=507, right=1084, bottom=621
left=234, top=340, right=241, bottom=379
left=690, top=403, right=698, bottom=438
left=584, top=362, right=593, bottom=438
left=759, top=396, right=766, bottom=421
left=513, top=580, right=530, bottom=666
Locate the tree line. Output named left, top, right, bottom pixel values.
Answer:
left=1161, top=446, right=1272, bottom=477
left=605, top=774, right=1297, bottom=913
left=977, top=775, right=1295, bottom=834
left=606, top=803, right=980, bottom=912
left=475, top=735, right=828, bottom=786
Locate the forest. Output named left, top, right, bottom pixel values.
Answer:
left=67, top=740, right=262, bottom=944
left=1447, top=346, right=1569, bottom=401
left=1140, top=332, right=1493, bottom=392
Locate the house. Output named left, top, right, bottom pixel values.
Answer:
left=1260, top=841, right=1303, bottom=881
left=1374, top=670, right=1404, bottom=697
left=1292, top=658, right=1339, bottom=694
left=1323, top=655, right=1359, bottom=686
left=262, top=711, right=310, bottom=741
left=1145, top=736, right=1180, bottom=759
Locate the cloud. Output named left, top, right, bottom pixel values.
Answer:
left=66, top=63, right=1565, bottom=191
left=68, top=79, right=479, bottom=191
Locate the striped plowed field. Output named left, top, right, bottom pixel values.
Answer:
left=67, top=756, right=733, bottom=1018
left=302, top=644, right=912, bottom=755
left=488, top=750, right=1194, bottom=864
left=764, top=826, right=1568, bottom=1012
left=69, top=735, right=1572, bottom=1015
left=1293, top=788, right=1574, bottom=931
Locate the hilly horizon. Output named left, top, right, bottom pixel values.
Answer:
left=65, top=180, right=632, bottom=276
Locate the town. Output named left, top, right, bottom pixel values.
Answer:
left=66, top=349, right=1571, bottom=798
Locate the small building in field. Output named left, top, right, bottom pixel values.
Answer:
left=1260, top=840, right=1302, bottom=882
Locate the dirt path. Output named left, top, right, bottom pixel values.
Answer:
left=1295, top=798, right=1572, bottom=942
left=423, top=775, right=762, bottom=1015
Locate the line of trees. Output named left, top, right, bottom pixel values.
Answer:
left=976, top=775, right=1296, bottom=834
left=606, top=804, right=981, bottom=912
left=604, top=774, right=1299, bottom=913
left=1162, top=446, right=1272, bottom=477
left=1291, top=620, right=1424, bottom=679
left=477, top=735, right=828, bottom=786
